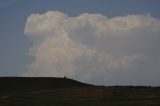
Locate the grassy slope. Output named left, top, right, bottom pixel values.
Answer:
left=0, top=77, right=160, bottom=106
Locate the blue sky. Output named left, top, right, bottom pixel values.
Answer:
left=0, top=0, right=160, bottom=85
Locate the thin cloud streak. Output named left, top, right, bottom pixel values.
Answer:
left=0, top=0, right=21, bottom=9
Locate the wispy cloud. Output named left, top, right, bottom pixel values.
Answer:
left=0, top=0, right=20, bottom=9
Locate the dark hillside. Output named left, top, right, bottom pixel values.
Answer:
left=0, top=77, right=160, bottom=106
left=0, top=77, right=93, bottom=92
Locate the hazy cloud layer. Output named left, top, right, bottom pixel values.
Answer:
left=24, top=11, right=160, bottom=85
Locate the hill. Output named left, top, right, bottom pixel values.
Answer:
left=0, top=77, right=93, bottom=92
left=0, top=77, right=160, bottom=106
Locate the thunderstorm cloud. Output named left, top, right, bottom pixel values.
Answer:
left=24, top=11, right=160, bottom=85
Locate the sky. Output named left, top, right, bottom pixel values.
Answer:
left=0, top=0, right=160, bottom=86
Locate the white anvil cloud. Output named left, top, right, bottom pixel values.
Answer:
left=24, top=11, right=160, bottom=85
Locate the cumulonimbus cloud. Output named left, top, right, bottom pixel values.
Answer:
left=24, top=11, right=160, bottom=85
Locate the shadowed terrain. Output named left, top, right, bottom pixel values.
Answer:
left=0, top=77, right=93, bottom=92
left=0, top=77, right=160, bottom=106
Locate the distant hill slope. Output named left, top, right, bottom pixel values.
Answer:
left=0, top=77, right=94, bottom=92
